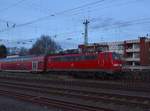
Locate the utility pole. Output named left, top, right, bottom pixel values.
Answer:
left=83, top=19, right=90, bottom=46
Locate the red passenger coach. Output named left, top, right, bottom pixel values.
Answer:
left=0, top=56, right=46, bottom=72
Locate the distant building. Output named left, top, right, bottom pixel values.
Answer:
left=7, top=47, right=21, bottom=55
left=7, top=55, right=19, bottom=58
left=107, top=37, right=150, bottom=67
left=78, top=43, right=109, bottom=53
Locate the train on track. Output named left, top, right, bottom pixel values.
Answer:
left=0, top=52, right=123, bottom=76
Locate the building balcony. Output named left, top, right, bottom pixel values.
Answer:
left=117, top=50, right=124, bottom=54
left=125, top=57, right=140, bottom=61
left=126, top=39, right=140, bottom=44
left=109, top=49, right=124, bottom=54
left=126, top=48, right=140, bottom=52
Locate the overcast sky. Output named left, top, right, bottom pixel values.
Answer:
left=0, top=0, right=150, bottom=49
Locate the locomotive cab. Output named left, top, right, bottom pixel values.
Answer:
left=111, top=52, right=122, bottom=72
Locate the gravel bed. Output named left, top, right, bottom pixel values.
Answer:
left=0, top=96, right=61, bottom=111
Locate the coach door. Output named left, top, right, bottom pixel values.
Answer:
left=32, top=61, right=38, bottom=71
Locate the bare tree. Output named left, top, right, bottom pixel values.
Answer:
left=19, top=47, right=29, bottom=56
left=0, top=45, right=7, bottom=58
left=29, top=35, right=62, bottom=55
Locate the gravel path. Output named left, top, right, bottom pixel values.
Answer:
left=0, top=96, right=61, bottom=111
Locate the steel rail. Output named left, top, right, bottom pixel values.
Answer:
left=0, top=80, right=150, bottom=109
left=0, top=76, right=150, bottom=93
left=0, top=89, right=114, bottom=111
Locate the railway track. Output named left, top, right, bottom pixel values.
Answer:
left=0, top=77, right=150, bottom=111
left=0, top=90, right=108, bottom=111
left=0, top=75, right=150, bottom=92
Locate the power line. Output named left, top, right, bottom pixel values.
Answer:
left=0, top=0, right=106, bottom=32
left=19, top=0, right=106, bottom=24
left=0, top=19, right=15, bottom=24
left=0, top=19, right=17, bottom=30
left=0, top=0, right=149, bottom=36
left=0, top=18, right=38, bottom=32
left=90, top=17, right=150, bottom=31
left=2, top=17, right=150, bottom=47
left=21, top=18, right=150, bottom=41
left=51, top=17, right=150, bottom=39
left=0, top=0, right=139, bottom=32
left=0, top=0, right=123, bottom=33
left=60, top=0, right=138, bottom=18
left=1, top=0, right=140, bottom=32
left=0, top=0, right=26, bottom=13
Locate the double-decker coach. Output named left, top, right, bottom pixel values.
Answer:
left=0, top=55, right=46, bottom=72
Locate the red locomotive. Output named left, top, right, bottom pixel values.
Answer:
left=0, top=52, right=122, bottom=75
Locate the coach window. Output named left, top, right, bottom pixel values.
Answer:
left=67, top=56, right=71, bottom=61
left=53, top=57, right=56, bottom=61
left=80, top=55, right=84, bottom=61
left=74, top=56, right=78, bottom=61
left=93, top=55, right=98, bottom=59
left=112, top=53, right=121, bottom=60
left=51, top=58, right=54, bottom=62
left=75, top=56, right=79, bottom=61
left=21, top=58, right=24, bottom=61
left=51, top=57, right=57, bottom=62
left=57, top=57, right=61, bottom=61
left=68, top=56, right=72, bottom=61
left=72, top=56, right=75, bottom=61
left=70, top=56, right=74, bottom=62
left=56, top=57, right=61, bottom=62
left=10, top=58, right=13, bottom=62
left=59, top=57, right=63, bottom=61
left=62, top=56, right=67, bottom=61
left=71, top=57, right=74, bottom=61
left=66, top=56, right=70, bottom=61
left=85, top=55, right=90, bottom=60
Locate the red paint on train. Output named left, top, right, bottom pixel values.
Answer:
left=0, top=52, right=122, bottom=74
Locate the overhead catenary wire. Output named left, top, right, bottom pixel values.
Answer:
left=62, top=0, right=139, bottom=17
left=0, top=0, right=106, bottom=32
left=0, top=19, right=16, bottom=24
left=0, top=0, right=149, bottom=46
left=52, top=17, right=150, bottom=39
left=90, top=17, right=150, bottom=30
left=0, top=0, right=143, bottom=33
left=1, top=16, right=150, bottom=42
left=17, top=0, right=106, bottom=24
left=0, top=0, right=26, bottom=13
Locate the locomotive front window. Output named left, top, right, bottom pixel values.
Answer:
left=112, top=53, right=121, bottom=60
